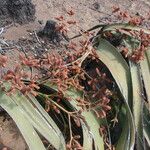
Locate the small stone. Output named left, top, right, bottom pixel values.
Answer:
left=29, top=32, right=33, bottom=35
left=93, top=2, right=100, bottom=10
left=31, top=47, right=34, bottom=50
left=38, top=20, right=43, bottom=25
left=41, top=40, right=45, bottom=44
left=37, top=20, right=62, bottom=43
left=21, top=36, right=26, bottom=40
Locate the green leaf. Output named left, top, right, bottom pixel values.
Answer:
left=81, top=121, right=93, bottom=150
left=0, top=91, right=46, bottom=150
left=124, top=38, right=145, bottom=150
left=146, top=48, right=150, bottom=65
left=140, top=49, right=150, bottom=147
left=102, top=23, right=150, bottom=35
left=140, top=49, right=150, bottom=105
left=127, top=62, right=144, bottom=150
left=11, top=92, right=66, bottom=150
left=44, top=84, right=104, bottom=150
left=116, top=104, right=135, bottom=150
left=64, top=89, right=104, bottom=150
left=96, top=38, right=135, bottom=150
left=71, top=23, right=150, bottom=40
left=96, top=38, right=131, bottom=103
left=143, top=103, right=150, bottom=147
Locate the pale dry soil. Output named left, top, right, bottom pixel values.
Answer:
left=0, top=0, right=150, bottom=149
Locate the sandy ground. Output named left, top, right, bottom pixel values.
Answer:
left=0, top=0, right=150, bottom=149
left=3, top=0, right=150, bottom=41
left=0, top=116, right=27, bottom=150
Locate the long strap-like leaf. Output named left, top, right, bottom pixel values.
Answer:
left=11, top=92, right=66, bottom=150
left=102, top=24, right=150, bottom=35
left=143, top=104, right=150, bottom=147
left=140, top=49, right=150, bottom=105
left=0, top=92, right=46, bottom=150
left=96, top=38, right=135, bottom=150
left=124, top=39, right=145, bottom=150
left=44, top=84, right=104, bottom=150
left=64, top=89, right=104, bottom=150
left=97, top=38, right=131, bottom=104
left=129, top=62, right=145, bottom=150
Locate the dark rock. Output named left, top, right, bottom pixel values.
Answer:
left=0, top=0, right=9, bottom=18
left=38, top=20, right=44, bottom=25
left=42, top=20, right=56, bottom=35
left=38, top=20, right=62, bottom=43
left=0, top=0, right=35, bottom=25
left=7, top=0, right=36, bottom=24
